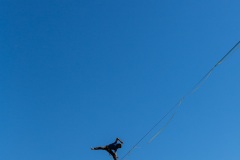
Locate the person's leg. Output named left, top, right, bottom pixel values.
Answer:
left=91, top=146, right=107, bottom=150
left=107, top=150, right=117, bottom=160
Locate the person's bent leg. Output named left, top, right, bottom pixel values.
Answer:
left=107, top=150, right=117, bottom=160
left=91, top=146, right=107, bottom=150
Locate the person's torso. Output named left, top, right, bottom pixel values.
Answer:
left=107, top=142, right=118, bottom=151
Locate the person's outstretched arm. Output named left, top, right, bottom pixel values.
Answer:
left=116, top=137, right=123, bottom=144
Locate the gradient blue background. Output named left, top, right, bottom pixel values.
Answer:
left=1, top=0, right=240, bottom=160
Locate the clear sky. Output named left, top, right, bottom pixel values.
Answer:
left=1, top=0, right=240, bottom=160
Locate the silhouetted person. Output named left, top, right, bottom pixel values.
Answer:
left=91, top=138, right=124, bottom=160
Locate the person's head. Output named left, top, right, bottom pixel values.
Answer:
left=117, top=144, right=122, bottom=148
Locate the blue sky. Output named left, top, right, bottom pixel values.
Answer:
left=1, top=0, right=240, bottom=160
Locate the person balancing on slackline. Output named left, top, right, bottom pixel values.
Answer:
left=91, top=137, right=124, bottom=160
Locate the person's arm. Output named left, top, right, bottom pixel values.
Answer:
left=116, top=137, right=124, bottom=144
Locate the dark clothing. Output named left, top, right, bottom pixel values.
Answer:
left=92, top=146, right=117, bottom=160
left=92, top=138, right=123, bottom=160
left=107, top=141, right=120, bottom=152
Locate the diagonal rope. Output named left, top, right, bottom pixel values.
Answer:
left=120, top=41, right=240, bottom=160
left=148, top=97, right=183, bottom=143
left=189, top=41, right=240, bottom=95
left=148, top=41, right=240, bottom=143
